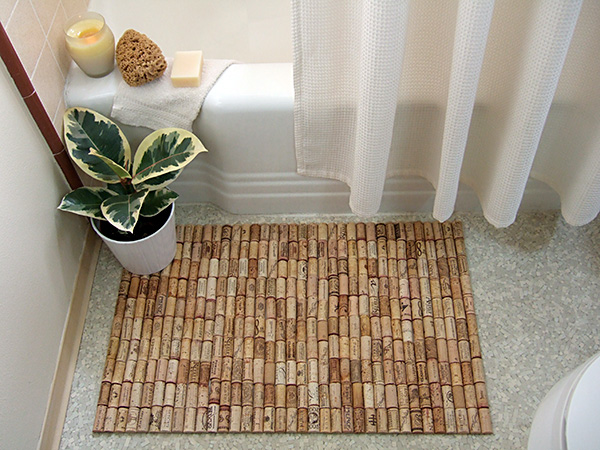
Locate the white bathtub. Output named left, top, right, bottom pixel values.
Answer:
left=65, top=61, right=559, bottom=215
left=66, top=62, right=357, bottom=214
left=65, top=0, right=559, bottom=215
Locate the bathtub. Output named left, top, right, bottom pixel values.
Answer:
left=64, top=0, right=559, bottom=215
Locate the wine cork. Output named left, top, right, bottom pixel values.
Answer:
left=455, top=407, right=470, bottom=434
left=422, top=407, right=434, bottom=434
left=207, top=403, right=219, bottom=432
left=183, top=406, right=197, bottom=432
left=115, top=408, right=129, bottom=433
left=134, top=407, right=150, bottom=432
left=160, top=405, right=173, bottom=432
left=93, top=405, right=107, bottom=432
left=124, top=401, right=138, bottom=431
left=148, top=405, right=163, bottom=432
left=432, top=406, right=445, bottom=433
left=351, top=405, right=364, bottom=433
left=394, top=406, right=409, bottom=433
left=465, top=406, right=481, bottom=433
left=195, top=407, right=207, bottom=432
left=252, top=406, right=265, bottom=432
left=238, top=405, right=251, bottom=432
left=296, top=409, right=308, bottom=432
left=219, top=406, right=232, bottom=432
left=479, top=407, right=493, bottom=434
left=103, top=407, right=118, bottom=432
left=318, top=406, right=331, bottom=433
left=470, top=357, right=486, bottom=385
left=225, top=405, right=239, bottom=433
left=263, top=406, right=275, bottom=432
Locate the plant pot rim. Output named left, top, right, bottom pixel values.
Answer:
left=90, top=203, right=175, bottom=245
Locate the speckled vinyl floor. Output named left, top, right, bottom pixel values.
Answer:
left=59, top=204, right=600, bottom=450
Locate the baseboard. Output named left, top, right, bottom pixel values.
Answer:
left=38, top=228, right=101, bottom=450
left=174, top=166, right=561, bottom=215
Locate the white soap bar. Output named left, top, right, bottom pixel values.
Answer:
left=171, top=51, right=204, bottom=87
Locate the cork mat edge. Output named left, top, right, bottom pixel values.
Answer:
left=93, top=221, right=492, bottom=434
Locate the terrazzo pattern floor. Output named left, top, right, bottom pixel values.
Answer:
left=59, top=204, right=600, bottom=450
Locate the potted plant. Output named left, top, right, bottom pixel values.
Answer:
left=58, top=107, right=207, bottom=274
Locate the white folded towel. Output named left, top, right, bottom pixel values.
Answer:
left=111, top=58, right=235, bottom=131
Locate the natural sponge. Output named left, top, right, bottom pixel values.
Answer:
left=116, top=29, right=166, bottom=86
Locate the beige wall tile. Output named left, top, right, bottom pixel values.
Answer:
left=32, top=42, right=65, bottom=122
left=30, top=0, right=61, bottom=34
left=48, top=2, right=71, bottom=77
left=0, top=0, right=18, bottom=25
left=60, top=0, right=87, bottom=20
left=53, top=96, right=66, bottom=135
left=5, top=0, right=46, bottom=76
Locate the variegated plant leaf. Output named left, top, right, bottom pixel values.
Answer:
left=105, top=182, right=129, bottom=195
left=63, top=107, right=132, bottom=183
left=57, top=186, right=116, bottom=219
left=88, top=149, right=131, bottom=180
left=140, top=188, right=178, bottom=217
left=133, top=169, right=181, bottom=191
left=131, top=128, right=206, bottom=187
left=100, top=190, right=149, bottom=233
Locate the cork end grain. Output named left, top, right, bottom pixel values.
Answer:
left=116, top=29, right=167, bottom=87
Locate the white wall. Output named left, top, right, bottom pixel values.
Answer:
left=0, top=63, right=87, bottom=449
left=88, top=0, right=292, bottom=63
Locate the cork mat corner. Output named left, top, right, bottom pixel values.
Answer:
left=94, top=220, right=492, bottom=434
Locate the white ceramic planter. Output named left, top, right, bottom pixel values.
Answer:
left=91, top=204, right=177, bottom=275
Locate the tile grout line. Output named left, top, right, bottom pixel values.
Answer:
left=26, top=0, right=47, bottom=79
left=46, top=1, right=68, bottom=79
left=5, top=0, right=20, bottom=26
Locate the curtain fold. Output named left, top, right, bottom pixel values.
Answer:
left=476, top=0, right=583, bottom=227
left=293, top=0, right=600, bottom=227
left=292, top=0, right=410, bottom=216
left=350, top=1, right=409, bottom=216
left=433, top=0, right=495, bottom=222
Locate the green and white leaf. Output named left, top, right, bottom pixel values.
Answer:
left=63, top=107, right=132, bottom=183
left=105, top=182, right=129, bottom=195
left=58, top=186, right=116, bottom=219
left=133, top=169, right=181, bottom=191
left=88, top=149, right=131, bottom=180
left=100, top=190, right=149, bottom=233
left=140, top=188, right=178, bottom=217
left=131, top=128, right=207, bottom=187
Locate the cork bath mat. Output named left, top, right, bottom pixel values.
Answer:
left=94, top=221, right=492, bottom=434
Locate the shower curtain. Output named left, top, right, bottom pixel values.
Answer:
left=292, top=0, right=600, bottom=227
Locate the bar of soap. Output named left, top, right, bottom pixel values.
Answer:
left=171, top=51, right=203, bottom=87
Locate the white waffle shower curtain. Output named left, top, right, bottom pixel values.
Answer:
left=292, top=0, right=600, bottom=227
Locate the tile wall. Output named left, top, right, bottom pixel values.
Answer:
left=2, top=0, right=89, bottom=131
